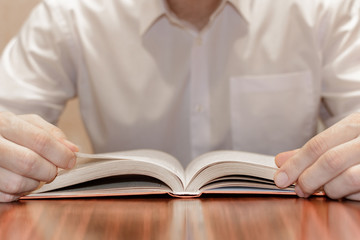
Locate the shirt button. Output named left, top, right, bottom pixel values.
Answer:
left=195, top=104, right=203, bottom=113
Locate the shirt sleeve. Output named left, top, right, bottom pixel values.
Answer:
left=321, top=0, right=360, bottom=126
left=0, top=0, right=77, bottom=124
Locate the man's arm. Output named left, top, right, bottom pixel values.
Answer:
left=0, top=0, right=77, bottom=121
left=274, top=0, right=360, bottom=200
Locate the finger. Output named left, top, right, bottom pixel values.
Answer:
left=274, top=117, right=360, bottom=189
left=0, top=167, right=41, bottom=195
left=19, top=114, right=66, bottom=139
left=0, top=192, right=19, bottom=202
left=296, top=137, right=360, bottom=197
left=0, top=138, right=58, bottom=182
left=275, top=149, right=299, bottom=168
left=323, top=164, right=360, bottom=200
left=345, top=192, right=360, bottom=201
left=19, top=114, right=79, bottom=152
left=0, top=112, right=76, bottom=169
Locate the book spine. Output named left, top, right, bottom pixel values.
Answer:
left=168, top=192, right=202, bottom=198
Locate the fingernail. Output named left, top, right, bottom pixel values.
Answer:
left=295, top=185, right=305, bottom=198
left=67, top=155, right=77, bottom=169
left=64, top=139, right=79, bottom=152
left=274, top=171, right=289, bottom=188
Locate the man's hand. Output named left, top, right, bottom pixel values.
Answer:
left=274, top=113, right=360, bottom=201
left=0, top=112, right=78, bottom=202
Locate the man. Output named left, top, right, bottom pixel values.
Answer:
left=0, top=0, right=360, bottom=202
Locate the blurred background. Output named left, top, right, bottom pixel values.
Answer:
left=0, top=0, right=93, bottom=153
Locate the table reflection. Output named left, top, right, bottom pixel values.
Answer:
left=0, top=196, right=360, bottom=240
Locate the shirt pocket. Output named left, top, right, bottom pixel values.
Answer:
left=229, top=71, right=316, bottom=155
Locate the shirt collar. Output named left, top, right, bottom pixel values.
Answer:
left=138, top=0, right=251, bottom=36
left=138, top=0, right=166, bottom=35
left=228, top=0, right=251, bottom=23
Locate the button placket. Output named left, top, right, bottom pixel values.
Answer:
left=189, top=33, right=211, bottom=159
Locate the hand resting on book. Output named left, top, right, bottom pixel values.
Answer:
left=275, top=113, right=360, bottom=201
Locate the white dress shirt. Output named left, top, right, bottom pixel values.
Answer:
left=1, top=0, right=360, bottom=166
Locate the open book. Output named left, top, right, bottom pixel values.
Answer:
left=23, top=149, right=296, bottom=199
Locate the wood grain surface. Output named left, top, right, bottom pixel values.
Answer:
left=1, top=196, right=359, bottom=240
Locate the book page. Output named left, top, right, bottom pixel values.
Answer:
left=76, top=149, right=185, bottom=180
left=184, top=151, right=278, bottom=191
left=34, top=149, right=186, bottom=194
left=27, top=175, right=172, bottom=198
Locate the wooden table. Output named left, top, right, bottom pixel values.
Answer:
left=0, top=195, right=359, bottom=240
